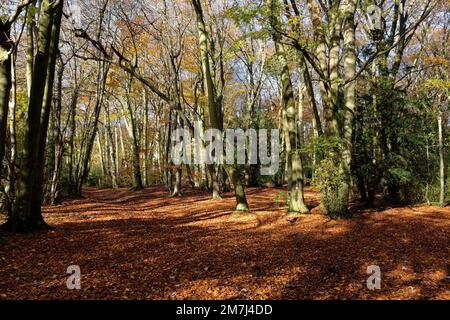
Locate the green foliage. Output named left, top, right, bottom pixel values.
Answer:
left=313, top=156, right=351, bottom=218
left=274, top=190, right=286, bottom=203
left=353, top=77, right=448, bottom=205
left=303, top=134, right=350, bottom=216
left=302, top=135, right=341, bottom=158
left=301, top=135, right=340, bottom=182
left=86, top=166, right=112, bottom=189
left=313, top=157, right=344, bottom=191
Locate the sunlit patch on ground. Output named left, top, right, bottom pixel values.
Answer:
left=0, top=186, right=449, bottom=300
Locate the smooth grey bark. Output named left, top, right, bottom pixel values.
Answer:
left=192, top=0, right=222, bottom=200
left=143, top=89, right=149, bottom=186
left=26, top=2, right=36, bottom=98
left=335, top=0, right=358, bottom=216
left=96, top=133, right=106, bottom=178
left=122, top=78, right=143, bottom=191
left=49, top=59, right=64, bottom=205
left=164, top=109, right=173, bottom=192
left=0, top=21, right=12, bottom=181
left=67, top=83, right=79, bottom=194
left=5, top=44, right=17, bottom=214
left=270, top=0, right=309, bottom=214
left=192, top=0, right=250, bottom=210
left=105, top=104, right=118, bottom=189
left=438, top=107, right=445, bottom=206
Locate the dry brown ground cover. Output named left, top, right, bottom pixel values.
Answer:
left=0, top=186, right=449, bottom=300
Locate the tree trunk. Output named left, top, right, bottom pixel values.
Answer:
left=75, top=2, right=109, bottom=196
left=5, top=47, right=17, bottom=214
left=270, top=1, right=309, bottom=214
left=123, top=82, right=143, bottom=191
left=105, top=105, right=118, bottom=189
left=68, top=85, right=78, bottom=194
left=77, top=66, right=109, bottom=195
left=438, top=108, right=445, bottom=206
left=171, top=114, right=183, bottom=197
left=334, top=0, right=358, bottom=217
left=26, top=2, right=36, bottom=98
left=0, top=22, right=12, bottom=180
left=8, top=0, right=62, bottom=232
left=172, top=168, right=182, bottom=197
left=143, top=89, right=149, bottom=186
left=29, top=0, right=63, bottom=224
left=226, top=166, right=249, bottom=212
left=192, top=0, right=222, bottom=200
left=96, top=133, right=106, bottom=178
left=164, top=109, right=173, bottom=192
left=49, top=60, right=64, bottom=205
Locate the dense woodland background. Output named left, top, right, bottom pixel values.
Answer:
left=0, top=0, right=448, bottom=233
left=0, top=0, right=449, bottom=301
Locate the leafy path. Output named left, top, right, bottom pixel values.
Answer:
left=0, top=186, right=449, bottom=299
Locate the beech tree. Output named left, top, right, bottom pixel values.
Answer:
left=4, top=0, right=64, bottom=231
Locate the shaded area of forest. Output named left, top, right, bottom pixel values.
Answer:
left=0, top=186, right=448, bottom=300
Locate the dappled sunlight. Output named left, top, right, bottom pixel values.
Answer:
left=0, top=0, right=447, bottom=304
left=0, top=186, right=448, bottom=300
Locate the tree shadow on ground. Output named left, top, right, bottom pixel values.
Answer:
left=0, top=186, right=448, bottom=300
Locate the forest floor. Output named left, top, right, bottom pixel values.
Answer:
left=0, top=185, right=449, bottom=300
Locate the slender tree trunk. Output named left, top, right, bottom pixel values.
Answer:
left=75, top=2, right=109, bottom=196
left=186, top=163, right=195, bottom=189
left=172, top=168, right=182, bottom=197
left=270, top=1, right=309, bottom=214
left=26, top=2, right=35, bottom=98
left=5, top=50, right=17, bottom=214
left=164, top=109, right=173, bottom=191
left=143, top=89, right=149, bottom=186
left=124, top=80, right=143, bottom=190
left=114, top=125, right=120, bottom=182
left=192, top=0, right=222, bottom=200
left=105, top=105, right=118, bottom=189
left=77, top=66, right=109, bottom=195
left=0, top=22, right=12, bottom=180
left=302, top=58, right=322, bottom=175
left=438, top=107, right=445, bottom=206
left=302, top=59, right=322, bottom=137
left=68, top=86, right=78, bottom=194
left=118, top=124, right=126, bottom=169
left=96, top=133, right=106, bottom=178
left=50, top=60, right=64, bottom=205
